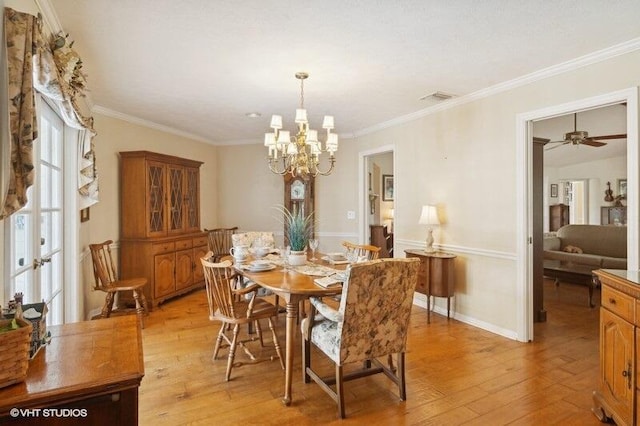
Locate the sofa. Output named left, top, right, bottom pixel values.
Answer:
left=543, top=224, right=627, bottom=269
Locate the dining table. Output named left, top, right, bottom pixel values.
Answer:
left=238, top=253, right=346, bottom=406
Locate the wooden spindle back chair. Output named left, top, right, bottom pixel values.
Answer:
left=200, top=253, right=284, bottom=381
left=341, top=241, right=382, bottom=260
left=89, top=240, right=149, bottom=327
left=204, top=227, right=238, bottom=262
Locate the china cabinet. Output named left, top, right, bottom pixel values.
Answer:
left=119, top=151, right=206, bottom=308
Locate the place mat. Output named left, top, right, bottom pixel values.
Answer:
left=314, top=276, right=343, bottom=288
left=294, top=264, right=337, bottom=276
left=321, top=256, right=350, bottom=265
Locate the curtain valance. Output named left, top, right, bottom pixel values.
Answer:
left=2, top=7, right=98, bottom=219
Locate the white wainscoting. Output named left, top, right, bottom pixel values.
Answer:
left=398, top=238, right=519, bottom=340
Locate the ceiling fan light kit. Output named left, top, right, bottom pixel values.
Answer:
left=545, top=112, right=627, bottom=151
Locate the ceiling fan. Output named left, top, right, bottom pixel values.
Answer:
left=545, top=113, right=627, bottom=151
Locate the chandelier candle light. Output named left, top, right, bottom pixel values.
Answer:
left=419, top=205, right=440, bottom=253
left=264, top=72, right=338, bottom=177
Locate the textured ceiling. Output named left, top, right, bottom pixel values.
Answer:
left=49, top=0, right=640, bottom=150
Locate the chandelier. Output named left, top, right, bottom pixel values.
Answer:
left=264, top=72, right=338, bottom=177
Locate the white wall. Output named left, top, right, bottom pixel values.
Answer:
left=218, top=49, right=640, bottom=338
left=545, top=155, right=627, bottom=227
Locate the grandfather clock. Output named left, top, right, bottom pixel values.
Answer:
left=284, top=174, right=315, bottom=235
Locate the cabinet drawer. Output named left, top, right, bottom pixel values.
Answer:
left=152, top=242, right=175, bottom=255
left=602, top=285, right=634, bottom=323
left=193, top=236, right=208, bottom=247
left=175, top=239, right=193, bottom=250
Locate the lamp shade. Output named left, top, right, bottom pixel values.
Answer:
left=264, top=132, right=276, bottom=147
left=270, top=114, right=283, bottom=129
left=418, top=205, right=439, bottom=226
left=322, top=115, right=334, bottom=129
left=306, top=129, right=318, bottom=144
left=295, top=108, right=308, bottom=124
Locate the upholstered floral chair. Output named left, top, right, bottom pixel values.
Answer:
left=231, top=232, right=276, bottom=249
left=301, top=258, right=420, bottom=418
left=231, top=232, right=277, bottom=298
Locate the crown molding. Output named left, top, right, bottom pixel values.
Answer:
left=35, top=0, right=63, bottom=34
left=353, top=37, right=640, bottom=138
left=92, top=105, right=216, bottom=145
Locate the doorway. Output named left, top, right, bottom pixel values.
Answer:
left=561, top=179, right=588, bottom=225
left=5, top=100, right=65, bottom=325
left=516, top=88, right=638, bottom=342
left=358, top=145, right=395, bottom=246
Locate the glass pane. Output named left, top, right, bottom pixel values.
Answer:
left=40, top=164, right=50, bottom=209
left=52, top=126, right=62, bottom=168
left=12, top=213, right=31, bottom=271
left=23, top=186, right=34, bottom=210
left=51, top=251, right=62, bottom=294
left=51, top=168, right=62, bottom=208
left=40, top=212, right=51, bottom=255
left=40, top=261, right=51, bottom=301
left=51, top=211, right=62, bottom=250
left=40, top=118, right=50, bottom=163
left=13, top=272, right=31, bottom=303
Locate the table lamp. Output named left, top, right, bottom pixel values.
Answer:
left=419, top=205, right=440, bottom=253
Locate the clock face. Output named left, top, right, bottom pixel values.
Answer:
left=291, top=179, right=305, bottom=200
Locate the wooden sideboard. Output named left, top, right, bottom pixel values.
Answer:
left=404, top=249, right=456, bottom=323
left=120, top=151, right=207, bottom=308
left=592, top=269, right=640, bottom=425
left=370, top=225, right=393, bottom=258
left=0, top=316, right=144, bottom=425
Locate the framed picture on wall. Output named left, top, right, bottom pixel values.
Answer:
left=80, top=207, right=90, bottom=222
left=382, top=175, right=394, bottom=201
left=550, top=184, right=558, bottom=198
left=618, top=178, right=627, bottom=199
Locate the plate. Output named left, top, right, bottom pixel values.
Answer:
left=247, top=264, right=276, bottom=272
left=325, top=252, right=346, bottom=261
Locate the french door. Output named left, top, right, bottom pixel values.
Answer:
left=6, top=100, right=64, bottom=325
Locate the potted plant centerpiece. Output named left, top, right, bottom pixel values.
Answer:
left=276, top=205, right=314, bottom=266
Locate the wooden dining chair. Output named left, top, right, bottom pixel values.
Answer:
left=204, top=227, right=238, bottom=262
left=89, top=240, right=149, bottom=328
left=201, top=254, right=284, bottom=381
left=301, top=258, right=420, bottom=418
left=342, top=241, right=382, bottom=260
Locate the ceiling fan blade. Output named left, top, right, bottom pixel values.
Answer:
left=546, top=139, right=568, bottom=144
left=590, top=133, right=627, bottom=140
left=581, top=139, right=606, bottom=147
left=544, top=141, right=570, bottom=151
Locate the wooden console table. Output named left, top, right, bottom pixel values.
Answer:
left=0, top=316, right=144, bottom=425
left=405, top=249, right=456, bottom=323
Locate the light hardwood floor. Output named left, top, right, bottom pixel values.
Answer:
left=138, top=278, right=602, bottom=425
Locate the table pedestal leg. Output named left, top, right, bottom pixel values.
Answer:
left=282, top=299, right=298, bottom=406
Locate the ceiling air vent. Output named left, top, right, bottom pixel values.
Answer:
left=419, top=91, right=455, bottom=101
